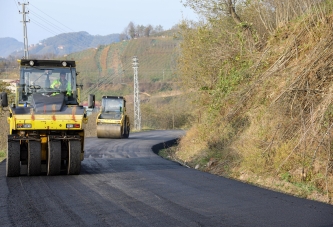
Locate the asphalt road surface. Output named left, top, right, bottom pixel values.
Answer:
left=0, top=130, right=332, bottom=227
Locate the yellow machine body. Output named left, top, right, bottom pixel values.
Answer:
left=8, top=108, right=86, bottom=161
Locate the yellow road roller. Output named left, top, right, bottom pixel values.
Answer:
left=1, top=59, right=95, bottom=177
left=96, top=96, right=130, bottom=138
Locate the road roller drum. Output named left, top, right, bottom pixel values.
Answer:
left=97, top=124, right=122, bottom=138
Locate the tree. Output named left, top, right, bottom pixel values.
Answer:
left=183, top=0, right=257, bottom=51
left=127, top=22, right=136, bottom=39
left=144, top=25, right=153, bottom=37
left=183, top=0, right=321, bottom=41
left=119, top=32, right=128, bottom=41
left=136, top=25, right=145, bottom=37
left=154, top=25, right=164, bottom=33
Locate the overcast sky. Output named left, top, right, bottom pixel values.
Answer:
left=1, top=0, right=198, bottom=44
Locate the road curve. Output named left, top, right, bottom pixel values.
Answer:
left=0, top=130, right=332, bottom=227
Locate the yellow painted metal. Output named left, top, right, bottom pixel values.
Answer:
left=41, top=136, right=48, bottom=161
left=8, top=109, right=14, bottom=134
left=97, top=118, right=122, bottom=124
left=12, top=115, right=84, bottom=130
left=8, top=110, right=85, bottom=160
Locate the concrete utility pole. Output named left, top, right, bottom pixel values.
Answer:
left=132, top=56, right=141, bottom=131
left=19, top=2, right=30, bottom=59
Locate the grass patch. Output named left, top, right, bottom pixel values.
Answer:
left=157, top=146, right=189, bottom=167
left=0, top=150, right=6, bottom=162
left=158, top=147, right=175, bottom=160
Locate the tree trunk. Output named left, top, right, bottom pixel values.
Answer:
left=227, top=0, right=256, bottom=51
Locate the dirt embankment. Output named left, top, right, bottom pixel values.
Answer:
left=0, top=111, right=9, bottom=153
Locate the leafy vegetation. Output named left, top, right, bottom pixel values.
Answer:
left=0, top=150, right=5, bottom=162
left=175, top=0, right=333, bottom=204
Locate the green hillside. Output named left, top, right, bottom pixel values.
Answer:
left=66, top=36, right=181, bottom=102
left=63, top=35, right=193, bottom=134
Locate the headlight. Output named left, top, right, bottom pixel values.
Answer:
left=17, top=123, right=32, bottom=128
left=62, top=61, right=67, bottom=67
left=29, top=60, right=34, bottom=66
left=66, top=124, right=80, bottom=128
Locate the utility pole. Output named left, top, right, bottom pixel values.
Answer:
left=19, top=2, right=30, bottom=59
left=132, top=56, right=141, bottom=131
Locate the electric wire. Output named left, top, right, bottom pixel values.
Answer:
left=23, top=3, right=105, bottom=53
left=3, top=3, right=173, bottom=101
left=29, top=3, right=75, bottom=32
left=11, top=0, right=19, bottom=11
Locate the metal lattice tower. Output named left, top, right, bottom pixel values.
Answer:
left=19, top=2, right=30, bottom=59
left=132, top=56, right=141, bottom=131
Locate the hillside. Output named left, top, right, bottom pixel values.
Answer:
left=171, top=1, right=333, bottom=204
left=0, top=38, right=23, bottom=58
left=63, top=35, right=192, bottom=132
left=65, top=36, right=182, bottom=101
left=0, top=31, right=120, bottom=58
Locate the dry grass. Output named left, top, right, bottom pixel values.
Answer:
left=173, top=7, right=333, bottom=204
left=175, top=125, right=208, bottom=162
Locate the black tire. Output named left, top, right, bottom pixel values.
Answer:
left=6, top=141, right=20, bottom=177
left=125, top=118, right=130, bottom=138
left=1, top=92, right=8, bottom=107
left=123, top=125, right=130, bottom=138
left=47, top=138, right=61, bottom=176
left=67, top=140, right=81, bottom=175
left=28, top=141, right=41, bottom=176
left=122, top=118, right=130, bottom=139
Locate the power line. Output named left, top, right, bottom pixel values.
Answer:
left=29, top=3, right=75, bottom=32
left=27, top=18, right=60, bottom=38
left=27, top=6, right=83, bottom=44
left=23, top=3, right=100, bottom=53
left=11, top=0, right=19, bottom=11
left=29, top=11, right=67, bottom=35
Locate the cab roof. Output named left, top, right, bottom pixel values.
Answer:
left=102, top=96, right=124, bottom=100
left=19, top=59, right=76, bottom=68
